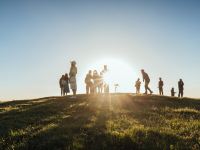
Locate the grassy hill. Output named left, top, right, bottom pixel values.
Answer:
left=0, top=94, right=200, bottom=150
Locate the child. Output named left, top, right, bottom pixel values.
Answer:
left=171, top=87, right=176, bottom=97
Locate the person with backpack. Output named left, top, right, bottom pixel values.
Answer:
left=141, top=69, right=153, bottom=94
left=135, top=78, right=141, bottom=94
left=158, top=77, right=164, bottom=95
left=85, top=70, right=93, bottom=95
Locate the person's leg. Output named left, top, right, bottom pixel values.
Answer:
left=86, top=84, right=89, bottom=94
left=178, top=89, right=180, bottom=97
left=181, top=90, right=183, bottom=97
left=144, top=82, right=148, bottom=94
left=146, top=81, right=153, bottom=94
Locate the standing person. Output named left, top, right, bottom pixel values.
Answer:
left=158, top=77, right=164, bottom=95
left=178, top=79, right=184, bottom=98
left=135, top=78, right=141, bottom=94
left=69, top=61, right=77, bottom=98
left=98, top=72, right=104, bottom=93
left=63, top=73, right=70, bottom=96
left=141, top=69, right=153, bottom=94
left=85, top=70, right=93, bottom=95
left=59, top=75, right=65, bottom=96
left=171, top=87, right=176, bottom=97
left=93, top=70, right=99, bottom=93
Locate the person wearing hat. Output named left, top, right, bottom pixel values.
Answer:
left=69, top=61, right=77, bottom=98
left=141, top=69, right=153, bottom=94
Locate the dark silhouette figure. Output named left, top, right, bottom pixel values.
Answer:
left=141, top=69, right=153, bottom=94
left=171, top=87, right=176, bottom=97
left=69, top=61, right=77, bottom=98
left=85, top=70, right=93, bottom=95
left=158, top=77, right=164, bottom=95
left=135, top=78, right=141, bottom=94
left=63, top=74, right=70, bottom=96
left=59, top=75, right=65, bottom=96
left=178, top=79, right=184, bottom=98
left=93, top=70, right=99, bottom=93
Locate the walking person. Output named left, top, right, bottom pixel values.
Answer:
left=59, top=75, right=65, bottom=96
left=141, top=69, right=153, bottom=94
left=178, top=79, right=184, bottom=98
left=135, top=78, right=141, bottom=94
left=158, top=77, right=164, bottom=95
left=85, top=70, right=93, bottom=95
left=69, top=61, right=77, bottom=98
left=63, top=73, right=70, bottom=96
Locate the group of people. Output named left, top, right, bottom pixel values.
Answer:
left=134, top=69, right=185, bottom=97
left=59, top=61, right=77, bottom=98
left=59, top=61, right=185, bottom=98
left=85, top=65, right=109, bottom=94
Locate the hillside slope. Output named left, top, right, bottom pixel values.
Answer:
left=0, top=94, right=200, bottom=150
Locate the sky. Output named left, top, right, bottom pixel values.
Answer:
left=0, top=0, right=200, bottom=100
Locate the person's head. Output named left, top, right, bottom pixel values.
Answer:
left=141, top=69, right=144, bottom=73
left=137, top=78, right=140, bottom=81
left=159, top=77, right=162, bottom=81
left=62, top=75, right=65, bottom=78
left=88, top=70, right=92, bottom=74
left=93, top=70, right=98, bottom=74
left=172, top=87, right=174, bottom=90
left=71, top=61, right=76, bottom=67
left=180, top=79, right=182, bottom=82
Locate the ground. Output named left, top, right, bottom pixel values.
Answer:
left=0, top=94, right=200, bottom=150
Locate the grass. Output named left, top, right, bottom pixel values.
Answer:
left=0, top=94, right=200, bottom=150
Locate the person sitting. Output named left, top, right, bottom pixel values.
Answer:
left=171, top=87, right=176, bottom=97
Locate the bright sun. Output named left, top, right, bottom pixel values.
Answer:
left=82, top=58, right=138, bottom=93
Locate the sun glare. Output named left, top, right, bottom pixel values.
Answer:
left=83, top=58, right=137, bottom=93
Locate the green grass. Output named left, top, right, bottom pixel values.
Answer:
left=0, top=94, right=200, bottom=150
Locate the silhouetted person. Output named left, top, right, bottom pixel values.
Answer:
left=63, top=73, right=70, bottom=96
left=69, top=61, right=77, bottom=98
left=171, top=87, right=176, bottom=97
left=141, top=69, right=153, bottom=94
left=178, top=79, right=184, bottom=98
left=98, top=72, right=104, bottom=93
left=59, top=75, right=65, bottom=96
left=93, top=70, right=99, bottom=93
left=158, top=77, right=164, bottom=95
left=135, top=78, right=141, bottom=94
left=85, top=70, right=93, bottom=95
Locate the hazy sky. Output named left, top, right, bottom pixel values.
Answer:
left=0, top=0, right=200, bottom=100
